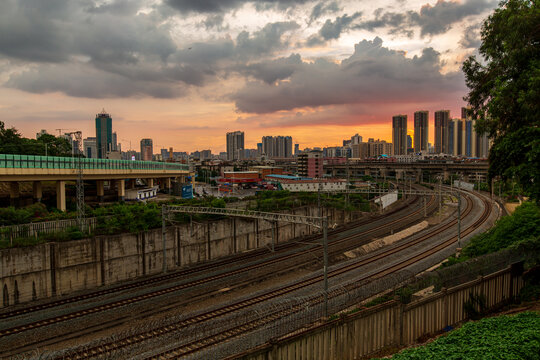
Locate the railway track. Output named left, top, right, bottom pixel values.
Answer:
left=0, top=193, right=439, bottom=358
left=147, top=191, right=492, bottom=360
left=0, top=193, right=436, bottom=345
left=54, top=190, right=489, bottom=360
left=0, top=194, right=423, bottom=322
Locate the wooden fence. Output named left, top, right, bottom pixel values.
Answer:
left=231, top=264, right=524, bottom=360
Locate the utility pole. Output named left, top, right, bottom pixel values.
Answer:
left=322, top=217, right=328, bottom=318
left=66, top=131, right=84, bottom=231
left=345, top=159, right=350, bottom=206
left=438, top=175, right=442, bottom=221
left=457, top=191, right=461, bottom=248
left=162, top=205, right=167, bottom=273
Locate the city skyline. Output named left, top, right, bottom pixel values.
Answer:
left=0, top=0, right=498, bottom=153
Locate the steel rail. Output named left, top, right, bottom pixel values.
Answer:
left=54, top=194, right=470, bottom=360
left=0, top=194, right=423, bottom=322
left=147, top=192, right=489, bottom=359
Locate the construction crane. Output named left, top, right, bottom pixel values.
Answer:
left=65, top=131, right=85, bottom=231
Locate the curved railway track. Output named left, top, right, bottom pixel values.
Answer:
left=0, top=194, right=424, bottom=322
left=58, top=190, right=490, bottom=360
left=0, top=193, right=437, bottom=347
left=148, top=191, right=491, bottom=360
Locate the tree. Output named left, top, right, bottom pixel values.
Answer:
left=0, top=121, right=72, bottom=157
left=462, top=0, right=539, bottom=201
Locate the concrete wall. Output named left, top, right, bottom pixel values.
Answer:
left=233, top=265, right=524, bottom=360
left=0, top=206, right=364, bottom=308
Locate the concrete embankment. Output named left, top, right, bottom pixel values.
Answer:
left=0, top=206, right=363, bottom=308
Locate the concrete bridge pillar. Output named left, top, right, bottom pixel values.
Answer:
left=165, top=177, right=171, bottom=191
left=96, top=180, right=105, bottom=202
left=147, top=178, right=154, bottom=188
left=128, top=179, right=136, bottom=189
left=9, top=182, right=20, bottom=207
left=33, top=181, right=42, bottom=203
left=56, top=180, right=66, bottom=211
left=416, top=170, right=422, bottom=183
left=116, top=179, right=125, bottom=201
left=396, top=170, right=404, bottom=180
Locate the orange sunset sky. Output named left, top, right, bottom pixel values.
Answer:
left=0, top=0, right=497, bottom=153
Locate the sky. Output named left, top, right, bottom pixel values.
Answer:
left=0, top=0, right=497, bottom=153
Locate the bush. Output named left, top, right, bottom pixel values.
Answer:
left=448, top=202, right=540, bottom=265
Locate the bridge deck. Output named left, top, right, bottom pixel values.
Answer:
left=0, top=154, right=189, bottom=181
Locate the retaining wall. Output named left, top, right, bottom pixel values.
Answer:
left=0, top=206, right=363, bottom=307
left=231, top=264, right=524, bottom=360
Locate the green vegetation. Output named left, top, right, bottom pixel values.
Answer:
left=446, top=202, right=540, bottom=266
left=251, top=190, right=370, bottom=212
left=0, top=121, right=72, bottom=156
left=462, top=0, right=540, bottom=201
left=374, top=312, right=540, bottom=360
left=0, top=190, right=373, bottom=248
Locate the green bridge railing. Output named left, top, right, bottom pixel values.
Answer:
left=0, top=154, right=189, bottom=171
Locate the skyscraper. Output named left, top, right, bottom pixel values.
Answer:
left=261, top=136, right=292, bottom=158
left=140, top=138, right=153, bottom=161
left=413, top=111, right=429, bottom=153
left=434, top=110, right=450, bottom=154
left=83, top=137, right=97, bottom=159
left=448, top=119, right=463, bottom=156
left=226, top=131, right=244, bottom=161
left=392, top=115, right=407, bottom=155
left=95, top=109, right=112, bottom=159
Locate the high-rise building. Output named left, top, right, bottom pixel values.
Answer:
left=350, top=133, right=363, bottom=145
left=294, top=144, right=300, bottom=155
left=464, top=120, right=476, bottom=157
left=476, top=132, right=490, bottom=158
left=256, top=143, right=263, bottom=157
left=407, top=135, right=413, bottom=153
left=140, top=138, right=153, bottom=161
left=226, top=131, right=244, bottom=161
left=95, top=109, right=113, bottom=159
left=392, top=115, right=407, bottom=155
left=297, top=150, right=323, bottom=178
left=368, top=139, right=393, bottom=157
left=36, top=129, right=48, bottom=139
left=448, top=119, right=463, bottom=156
left=261, top=136, right=292, bottom=158
left=83, top=137, right=97, bottom=159
left=160, top=148, right=169, bottom=161
left=434, top=110, right=450, bottom=154
left=413, top=111, right=429, bottom=153
left=461, top=106, right=471, bottom=120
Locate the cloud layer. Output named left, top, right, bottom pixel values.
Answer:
left=233, top=37, right=464, bottom=114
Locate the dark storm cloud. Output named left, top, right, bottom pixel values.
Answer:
left=165, top=0, right=311, bottom=14
left=459, top=24, right=482, bottom=48
left=236, top=22, right=300, bottom=58
left=0, top=0, right=176, bottom=64
left=6, top=63, right=187, bottom=98
left=240, top=54, right=303, bottom=84
left=202, top=14, right=228, bottom=30
left=309, top=1, right=341, bottom=23
left=232, top=37, right=464, bottom=114
left=2, top=0, right=300, bottom=98
left=356, top=0, right=496, bottom=37
left=307, top=12, right=362, bottom=46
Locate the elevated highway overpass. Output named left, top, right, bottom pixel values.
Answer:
left=0, top=154, right=190, bottom=211
left=324, top=161, right=489, bottom=182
